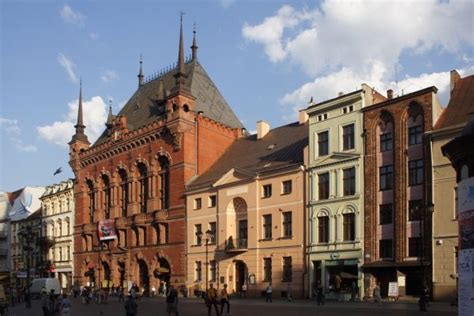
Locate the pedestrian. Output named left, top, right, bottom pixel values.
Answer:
left=265, top=284, right=272, bottom=303
left=286, top=284, right=293, bottom=302
left=61, top=294, right=72, bottom=316
left=241, top=283, right=247, bottom=299
left=49, top=289, right=58, bottom=316
left=418, top=284, right=429, bottom=312
left=124, top=295, right=138, bottom=316
left=316, top=281, right=325, bottom=306
left=119, top=287, right=125, bottom=303
left=351, top=281, right=357, bottom=301
left=41, top=288, right=49, bottom=316
left=151, top=285, right=156, bottom=297
left=220, top=283, right=230, bottom=315
left=206, top=283, right=219, bottom=316
left=373, top=282, right=382, bottom=303
left=163, top=282, right=167, bottom=297
left=166, top=285, right=178, bottom=316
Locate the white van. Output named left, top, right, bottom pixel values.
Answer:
left=29, top=278, right=61, bottom=298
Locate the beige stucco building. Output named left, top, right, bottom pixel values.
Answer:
left=186, top=118, right=308, bottom=298
left=429, top=71, right=473, bottom=301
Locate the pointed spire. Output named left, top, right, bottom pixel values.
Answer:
left=77, top=78, right=84, bottom=127
left=191, top=22, right=198, bottom=61
left=138, top=54, right=144, bottom=87
left=106, top=99, right=114, bottom=128
left=173, top=12, right=189, bottom=93
left=70, top=78, right=90, bottom=145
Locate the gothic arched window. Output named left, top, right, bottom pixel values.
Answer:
left=158, top=156, right=170, bottom=209
left=119, top=169, right=129, bottom=217
left=137, top=163, right=148, bottom=214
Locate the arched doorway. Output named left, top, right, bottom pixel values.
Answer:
left=102, top=261, right=111, bottom=288
left=154, top=257, right=171, bottom=285
left=118, top=261, right=126, bottom=289
left=138, top=259, right=150, bottom=296
left=235, top=261, right=247, bottom=294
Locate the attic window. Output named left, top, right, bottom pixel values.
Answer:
left=267, top=144, right=276, bottom=150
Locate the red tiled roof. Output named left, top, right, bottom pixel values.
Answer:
left=434, top=75, right=474, bottom=130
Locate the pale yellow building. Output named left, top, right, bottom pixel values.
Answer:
left=186, top=117, right=308, bottom=298
left=429, top=70, right=474, bottom=301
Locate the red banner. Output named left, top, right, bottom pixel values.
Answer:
left=97, top=219, right=117, bottom=241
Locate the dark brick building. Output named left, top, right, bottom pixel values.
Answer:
left=69, top=22, right=244, bottom=293
left=362, top=87, right=443, bottom=297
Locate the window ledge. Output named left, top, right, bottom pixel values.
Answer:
left=259, top=238, right=273, bottom=242
left=280, top=192, right=292, bottom=196
left=277, top=236, right=294, bottom=240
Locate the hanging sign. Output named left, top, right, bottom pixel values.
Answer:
left=97, top=219, right=117, bottom=241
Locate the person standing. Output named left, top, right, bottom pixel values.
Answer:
left=241, top=283, right=247, bottom=299
left=316, top=281, right=325, bottom=306
left=373, top=282, right=382, bottom=303
left=118, top=287, right=124, bottom=303
left=286, top=284, right=293, bottom=302
left=206, top=283, right=219, bottom=316
left=265, top=284, right=272, bottom=303
left=124, top=295, right=138, bottom=316
left=60, top=294, right=72, bottom=316
left=166, top=285, right=178, bottom=316
left=41, top=288, right=49, bottom=316
left=49, top=289, right=58, bottom=316
left=220, top=284, right=230, bottom=315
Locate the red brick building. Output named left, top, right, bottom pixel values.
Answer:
left=69, top=22, right=244, bottom=294
left=362, top=87, right=443, bottom=297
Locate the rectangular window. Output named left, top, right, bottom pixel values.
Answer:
left=409, top=159, right=424, bottom=186
left=209, top=222, right=217, bottom=244
left=282, top=180, right=292, bottom=195
left=238, top=220, right=248, bottom=248
left=282, top=257, right=292, bottom=282
left=209, top=195, right=217, bottom=208
left=408, top=237, right=422, bottom=257
left=343, top=167, right=356, bottom=196
left=379, top=204, right=393, bottom=225
left=318, top=173, right=330, bottom=200
left=379, top=239, right=393, bottom=258
left=408, top=200, right=423, bottom=221
left=318, top=216, right=329, bottom=243
left=282, top=212, right=292, bottom=237
left=263, top=214, right=272, bottom=239
left=262, top=184, right=272, bottom=198
left=343, top=124, right=355, bottom=150
left=409, top=125, right=423, bottom=145
left=379, top=165, right=393, bottom=190
left=380, top=132, right=393, bottom=152
left=195, top=261, right=202, bottom=281
left=318, top=131, right=329, bottom=156
left=194, top=198, right=202, bottom=210
left=263, top=258, right=272, bottom=282
left=195, top=224, right=202, bottom=245
left=343, top=213, right=355, bottom=241
left=210, top=260, right=217, bottom=282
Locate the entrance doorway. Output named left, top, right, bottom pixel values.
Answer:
left=154, top=258, right=171, bottom=294
left=235, top=261, right=247, bottom=294
left=102, top=262, right=111, bottom=288
left=138, top=259, right=150, bottom=296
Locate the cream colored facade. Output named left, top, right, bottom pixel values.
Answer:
left=186, top=164, right=307, bottom=298
left=40, top=179, right=75, bottom=291
left=430, top=126, right=461, bottom=301
left=306, top=85, right=378, bottom=300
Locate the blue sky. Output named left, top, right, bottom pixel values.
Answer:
left=1, top=0, right=473, bottom=191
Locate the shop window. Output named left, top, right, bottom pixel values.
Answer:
left=379, top=204, right=393, bottom=225
left=343, top=124, right=355, bottom=150
left=342, top=213, right=355, bottom=241
left=282, top=212, right=292, bottom=237
left=318, top=131, right=329, bottom=156
left=379, top=239, right=393, bottom=258
left=282, top=257, right=292, bottom=282
left=343, top=167, right=356, bottom=196
left=263, top=215, right=272, bottom=239
left=318, top=173, right=330, bottom=200
left=379, top=165, right=393, bottom=191
left=408, top=237, right=422, bottom=257
left=263, top=258, right=272, bottom=282
left=318, top=215, right=329, bottom=243
left=409, top=159, right=423, bottom=186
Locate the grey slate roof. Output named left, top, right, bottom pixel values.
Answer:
left=187, top=121, right=308, bottom=190
left=94, top=60, right=244, bottom=145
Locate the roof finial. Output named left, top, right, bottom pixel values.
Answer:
left=191, top=22, right=198, bottom=61
left=106, top=99, right=114, bottom=128
left=173, top=11, right=189, bottom=92
left=138, top=53, right=144, bottom=87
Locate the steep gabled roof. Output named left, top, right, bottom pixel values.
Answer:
left=94, top=60, right=243, bottom=145
left=187, top=122, right=308, bottom=190
left=434, top=75, right=474, bottom=130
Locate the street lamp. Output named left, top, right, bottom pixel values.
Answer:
left=18, top=226, right=36, bottom=309
left=196, top=229, right=213, bottom=294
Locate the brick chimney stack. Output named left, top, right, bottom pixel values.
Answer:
left=450, top=70, right=461, bottom=96
left=387, top=89, right=393, bottom=99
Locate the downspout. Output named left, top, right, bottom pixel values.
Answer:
left=301, top=165, right=308, bottom=298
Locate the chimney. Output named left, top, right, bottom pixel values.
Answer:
left=299, top=110, right=308, bottom=124
left=387, top=89, right=393, bottom=99
left=338, top=92, right=344, bottom=97
left=450, top=70, right=461, bottom=95
left=256, top=120, right=270, bottom=139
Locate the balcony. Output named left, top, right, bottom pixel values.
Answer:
left=225, top=236, right=248, bottom=253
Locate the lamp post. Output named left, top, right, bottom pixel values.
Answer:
left=18, top=226, right=36, bottom=309
left=197, top=229, right=213, bottom=294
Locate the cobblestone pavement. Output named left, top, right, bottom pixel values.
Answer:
left=6, top=296, right=457, bottom=316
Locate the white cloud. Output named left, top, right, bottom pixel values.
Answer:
left=37, top=96, right=108, bottom=147
left=58, top=53, right=78, bottom=83
left=60, top=5, right=85, bottom=26
left=0, top=117, right=37, bottom=152
left=101, top=70, right=119, bottom=83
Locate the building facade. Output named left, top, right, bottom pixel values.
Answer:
left=362, top=86, right=443, bottom=297
left=429, top=71, right=474, bottom=301
left=186, top=118, right=308, bottom=298
left=40, top=179, right=75, bottom=292
left=306, top=85, right=384, bottom=300
left=69, top=23, right=244, bottom=293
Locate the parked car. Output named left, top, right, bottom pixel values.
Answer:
left=29, top=278, right=60, bottom=299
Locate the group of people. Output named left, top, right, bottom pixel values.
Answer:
left=205, top=283, right=230, bottom=316
left=124, top=282, right=179, bottom=316
left=40, top=288, right=71, bottom=316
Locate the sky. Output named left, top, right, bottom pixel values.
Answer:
left=1, top=0, right=473, bottom=192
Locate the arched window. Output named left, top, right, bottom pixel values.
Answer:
left=65, top=218, right=70, bottom=236
left=57, top=219, right=62, bottom=237
left=119, top=169, right=129, bottom=217
left=102, top=174, right=111, bottom=219
left=342, top=209, right=356, bottom=241
left=407, top=103, right=424, bottom=146
left=158, top=157, right=170, bottom=209
left=137, top=163, right=148, bottom=214
left=317, top=210, right=330, bottom=243
left=87, top=180, right=95, bottom=223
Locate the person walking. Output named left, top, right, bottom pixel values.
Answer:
left=41, top=288, right=49, bottom=316
left=265, top=284, right=272, bottom=303
left=124, top=295, right=138, bottom=316
left=206, top=283, right=219, bottom=316
left=286, top=284, right=293, bottom=302
left=316, top=281, right=325, bottom=306
left=241, top=283, right=247, bottom=299
left=373, top=282, right=382, bottom=303
left=49, top=289, right=58, bottom=316
left=60, top=294, right=72, bottom=316
left=166, top=285, right=178, bottom=316
left=119, top=287, right=125, bottom=303
left=220, top=284, right=230, bottom=315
